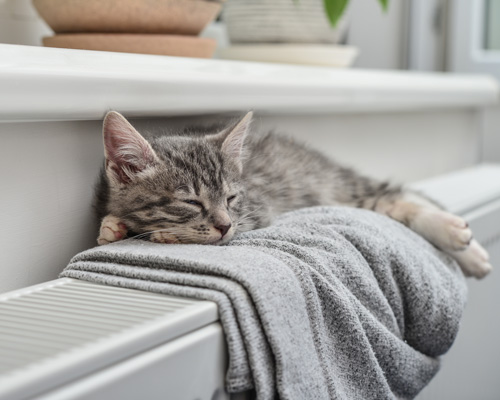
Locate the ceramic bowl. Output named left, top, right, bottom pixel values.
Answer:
left=32, top=0, right=224, bottom=35
left=223, top=0, right=348, bottom=44
left=43, top=34, right=217, bottom=58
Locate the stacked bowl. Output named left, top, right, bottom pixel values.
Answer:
left=32, top=0, right=224, bottom=58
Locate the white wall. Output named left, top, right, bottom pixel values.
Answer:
left=0, top=121, right=102, bottom=293
left=347, top=0, right=409, bottom=69
left=0, top=0, right=51, bottom=46
left=256, top=110, right=480, bottom=182
left=482, top=104, right=500, bottom=163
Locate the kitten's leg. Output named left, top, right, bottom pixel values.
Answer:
left=373, top=191, right=492, bottom=278
left=97, top=215, right=128, bottom=245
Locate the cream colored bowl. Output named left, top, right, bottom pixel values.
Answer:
left=32, top=0, right=224, bottom=35
left=43, top=34, right=217, bottom=58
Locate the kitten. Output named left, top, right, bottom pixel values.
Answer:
left=94, top=111, right=492, bottom=279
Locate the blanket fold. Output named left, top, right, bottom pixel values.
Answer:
left=61, top=207, right=467, bottom=400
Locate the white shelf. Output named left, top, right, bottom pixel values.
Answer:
left=0, top=43, right=498, bottom=122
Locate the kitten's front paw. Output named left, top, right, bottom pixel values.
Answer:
left=97, top=215, right=128, bottom=245
left=448, top=239, right=492, bottom=279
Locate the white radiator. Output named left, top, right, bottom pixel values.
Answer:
left=413, top=164, right=500, bottom=400
left=1, top=164, right=500, bottom=400
left=0, top=279, right=225, bottom=400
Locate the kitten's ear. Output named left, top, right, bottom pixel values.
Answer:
left=215, top=112, right=253, bottom=171
left=103, top=111, right=158, bottom=184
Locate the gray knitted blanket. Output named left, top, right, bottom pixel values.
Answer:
left=61, top=207, right=467, bottom=400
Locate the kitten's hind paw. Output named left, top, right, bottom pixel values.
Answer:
left=448, top=239, right=493, bottom=279
left=97, top=215, right=128, bottom=245
left=414, top=209, right=473, bottom=252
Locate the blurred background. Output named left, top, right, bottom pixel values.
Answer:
left=1, top=0, right=499, bottom=73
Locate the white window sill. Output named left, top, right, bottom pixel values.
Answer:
left=0, top=43, right=498, bottom=122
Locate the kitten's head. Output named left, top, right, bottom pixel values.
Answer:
left=102, top=111, right=252, bottom=245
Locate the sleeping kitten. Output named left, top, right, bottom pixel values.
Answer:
left=94, top=111, right=492, bottom=279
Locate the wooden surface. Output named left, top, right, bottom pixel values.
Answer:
left=43, top=34, right=217, bottom=58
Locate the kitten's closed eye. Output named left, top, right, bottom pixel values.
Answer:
left=227, top=195, right=237, bottom=204
left=184, top=200, right=203, bottom=208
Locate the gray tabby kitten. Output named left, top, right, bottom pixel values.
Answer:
left=95, top=111, right=491, bottom=279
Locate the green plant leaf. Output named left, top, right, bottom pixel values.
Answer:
left=323, top=0, right=349, bottom=27
left=378, top=0, right=389, bottom=11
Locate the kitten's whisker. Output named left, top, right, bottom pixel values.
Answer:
left=127, top=226, right=210, bottom=243
left=237, top=205, right=264, bottom=222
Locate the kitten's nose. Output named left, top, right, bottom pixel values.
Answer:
left=215, top=223, right=231, bottom=237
